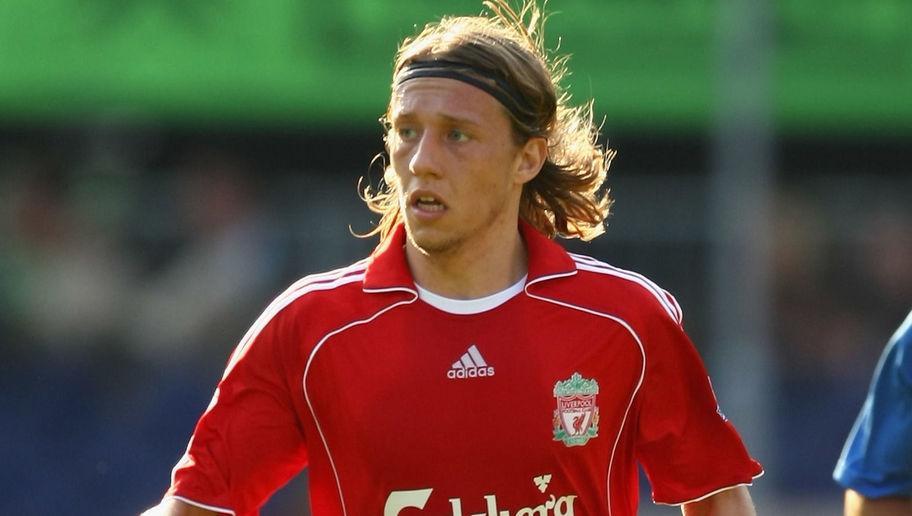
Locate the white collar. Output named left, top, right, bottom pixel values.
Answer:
left=415, top=275, right=527, bottom=315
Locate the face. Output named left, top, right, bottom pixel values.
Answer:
left=388, top=77, right=544, bottom=258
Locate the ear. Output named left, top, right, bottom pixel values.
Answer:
left=514, top=136, right=548, bottom=185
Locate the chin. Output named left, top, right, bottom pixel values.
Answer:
left=406, top=226, right=462, bottom=256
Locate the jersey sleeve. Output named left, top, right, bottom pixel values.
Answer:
left=834, top=310, right=912, bottom=498
left=634, top=309, right=763, bottom=505
left=166, top=305, right=309, bottom=515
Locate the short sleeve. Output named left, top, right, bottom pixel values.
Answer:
left=166, top=307, right=309, bottom=515
left=834, top=310, right=912, bottom=498
left=635, top=311, right=763, bottom=505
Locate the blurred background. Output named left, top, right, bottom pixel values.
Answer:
left=1, top=0, right=910, bottom=514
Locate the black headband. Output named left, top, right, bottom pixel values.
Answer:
left=395, top=59, right=538, bottom=130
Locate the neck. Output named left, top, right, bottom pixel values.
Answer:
left=406, top=224, right=528, bottom=299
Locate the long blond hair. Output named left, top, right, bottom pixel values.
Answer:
left=362, top=0, right=614, bottom=241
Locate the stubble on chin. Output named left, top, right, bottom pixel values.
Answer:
left=405, top=226, right=463, bottom=257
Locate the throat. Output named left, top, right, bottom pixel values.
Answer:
left=405, top=229, right=528, bottom=299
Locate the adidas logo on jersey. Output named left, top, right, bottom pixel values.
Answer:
left=447, top=344, right=495, bottom=379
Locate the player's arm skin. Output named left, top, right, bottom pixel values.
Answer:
left=141, top=498, right=226, bottom=516
left=844, top=489, right=912, bottom=516
left=680, top=486, right=756, bottom=516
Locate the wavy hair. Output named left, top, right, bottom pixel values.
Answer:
left=361, top=0, right=614, bottom=241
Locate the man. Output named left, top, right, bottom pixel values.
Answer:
left=834, top=309, right=912, bottom=515
left=144, top=1, right=762, bottom=514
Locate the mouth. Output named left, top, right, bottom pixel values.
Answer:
left=409, top=191, right=447, bottom=214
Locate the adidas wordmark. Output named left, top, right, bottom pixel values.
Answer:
left=447, top=344, right=495, bottom=379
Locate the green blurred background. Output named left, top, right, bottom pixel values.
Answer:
left=1, top=1, right=910, bottom=515
left=2, top=0, right=910, bottom=131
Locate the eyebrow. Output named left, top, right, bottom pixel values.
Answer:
left=392, top=111, right=484, bottom=129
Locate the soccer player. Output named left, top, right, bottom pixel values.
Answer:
left=834, top=309, right=912, bottom=515
left=144, top=1, right=762, bottom=514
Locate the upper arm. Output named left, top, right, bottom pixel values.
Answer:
left=166, top=307, right=309, bottom=513
left=680, top=486, right=755, bottom=516
left=142, top=497, right=228, bottom=516
left=834, top=312, right=912, bottom=498
left=635, top=312, right=762, bottom=503
left=844, top=489, right=912, bottom=516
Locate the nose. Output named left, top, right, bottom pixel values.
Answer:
left=408, top=131, right=442, bottom=178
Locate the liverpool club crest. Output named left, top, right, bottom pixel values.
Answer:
left=553, top=372, right=599, bottom=447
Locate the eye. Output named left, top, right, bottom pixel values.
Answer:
left=447, top=129, right=469, bottom=142
left=396, top=126, right=418, bottom=141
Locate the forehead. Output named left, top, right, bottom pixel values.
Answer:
left=390, top=77, right=509, bottom=124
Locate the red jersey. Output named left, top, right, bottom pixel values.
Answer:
left=167, top=222, right=762, bottom=516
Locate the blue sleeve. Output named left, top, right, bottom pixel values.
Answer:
left=834, top=309, right=912, bottom=498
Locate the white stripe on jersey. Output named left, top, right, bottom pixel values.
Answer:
left=570, top=253, right=683, bottom=325
left=223, top=260, right=370, bottom=378
left=654, top=473, right=764, bottom=506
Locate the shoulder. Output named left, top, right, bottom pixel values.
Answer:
left=220, top=258, right=374, bottom=373
left=892, top=310, right=912, bottom=353
left=278, top=258, right=370, bottom=307
left=891, top=310, right=912, bottom=345
left=565, top=252, right=683, bottom=326
left=882, top=309, right=912, bottom=386
left=242, top=258, right=373, bottom=340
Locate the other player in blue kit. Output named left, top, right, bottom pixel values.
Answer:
left=834, top=309, right=912, bottom=515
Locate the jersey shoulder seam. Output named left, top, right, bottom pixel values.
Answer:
left=569, top=253, right=683, bottom=325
